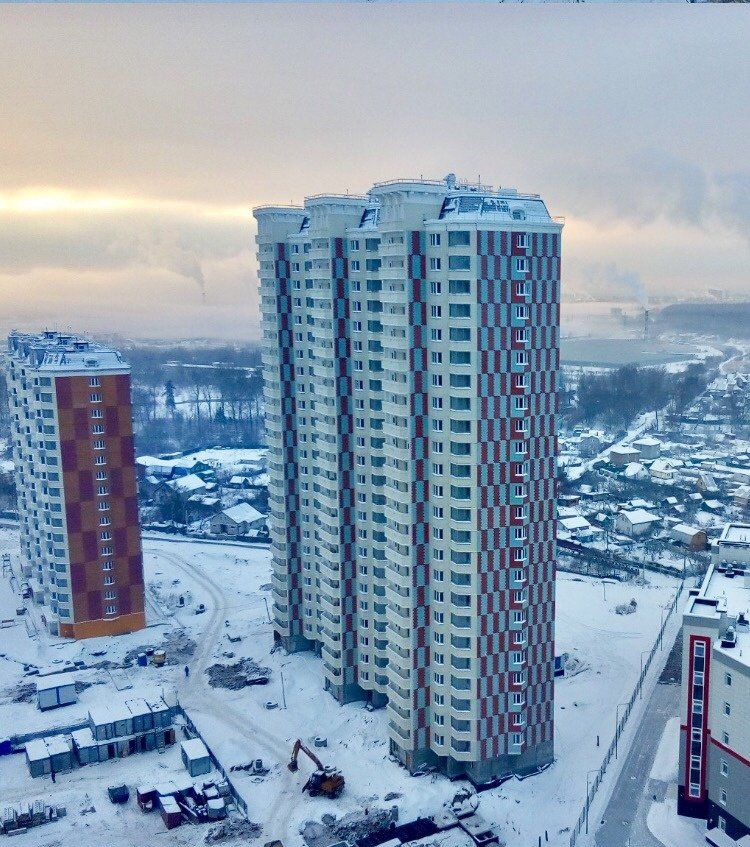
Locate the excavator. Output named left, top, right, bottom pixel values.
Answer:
left=288, top=739, right=345, bottom=799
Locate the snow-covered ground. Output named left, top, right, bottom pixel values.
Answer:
left=0, top=528, right=683, bottom=847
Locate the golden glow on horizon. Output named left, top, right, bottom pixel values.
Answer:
left=0, top=189, right=249, bottom=219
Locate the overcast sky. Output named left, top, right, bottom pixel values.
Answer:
left=1, top=4, right=748, bottom=341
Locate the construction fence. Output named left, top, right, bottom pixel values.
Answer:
left=568, top=582, right=686, bottom=847
left=175, top=704, right=249, bottom=819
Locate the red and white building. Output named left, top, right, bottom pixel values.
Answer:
left=255, top=175, right=561, bottom=783
left=679, top=524, right=750, bottom=845
left=6, top=331, right=145, bottom=639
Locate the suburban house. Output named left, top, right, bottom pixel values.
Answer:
left=209, top=502, right=266, bottom=537
left=609, top=445, right=641, bottom=467
left=650, top=458, right=679, bottom=482
left=614, top=508, right=661, bottom=538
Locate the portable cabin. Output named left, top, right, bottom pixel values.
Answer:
left=159, top=795, right=182, bottom=830
left=181, top=738, right=211, bottom=777
left=71, top=727, right=100, bottom=765
left=25, top=739, right=51, bottom=778
left=36, top=673, right=78, bottom=711
left=137, top=785, right=157, bottom=812
left=46, top=736, right=74, bottom=774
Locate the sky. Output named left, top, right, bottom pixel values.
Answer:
left=1, top=4, right=749, bottom=342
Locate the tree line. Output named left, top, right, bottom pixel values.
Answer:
left=570, top=362, right=710, bottom=428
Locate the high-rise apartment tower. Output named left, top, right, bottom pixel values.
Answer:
left=5, top=331, right=145, bottom=639
left=255, top=176, right=561, bottom=783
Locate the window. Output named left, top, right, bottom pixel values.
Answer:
left=720, top=789, right=727, bottom=806
left=514, top=233, right=529, bottom=249
left=89, top=377, right=100, bottom=387
left=430, top=281, right=442, bottom=295
left=89, top=392, right=102, bottom=403
left=725, top=672, right=732, bottom=686
left=429, top=233, right=441, bottom=247
left=511, top=733, right=523, bottom=746
left=94, top=455, right=106, bottom=465
left=723, top=731, right=730, bottom=745
left=449, top=279, right=470, bottom=294
left=448, top=255, right=470, bottom=271
left=350, top=260, right=360, bottom=271
left=513, top=257, right=529, bottom=273
left=429, top=257, right=441, bottom=271
left=105, top=604, right=117, bottom=615
left=91, top=408, right=103, bottom=419
left=724, top=701, right=731, bottom=716
left=93, top=439, right=106, bottom=450
left=448, top=231, right=470, bottom=247
left=449, top=304, right=470, bottom=319
left=720, top=759, right=729, bottom=777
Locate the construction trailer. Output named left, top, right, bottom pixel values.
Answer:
left=36, top=673, right=78, bottom=711
left=25, top=736, right=74, bottom=778
left=160, top=796, right=182, bottom=830
left=65, top=697, right=174, bottom=768
left=181, top=738, right=211, bottom=777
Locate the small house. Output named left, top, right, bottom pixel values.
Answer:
left=210, top=502, right=266, bottom=537
left=650, top=458, right=678, bottom=482
left=614, top=508, right=661, bottom=538
left=733, top=484, right=750, bottom=511
left=36, top=673, right=77, bottom=711
left=696, top=472, right=720, bottom=495
left=181, top=738, right=211, bottom=777
left=609, top=446, right=641, bottom=467
left=671, top=524, right=708, bottom=551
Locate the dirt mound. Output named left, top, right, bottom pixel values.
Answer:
left=205, top=818, right=261, bottom=844
left=11, top=682, right=36, bottom=703
left=206, top=658, right=270, bottom=690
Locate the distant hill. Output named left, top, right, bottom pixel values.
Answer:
left=656, top=302, right=750, bottom=339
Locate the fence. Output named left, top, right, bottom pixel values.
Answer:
left=175, top=704, right=249, bottom=819
left=568, top=582, right=685, bottom=847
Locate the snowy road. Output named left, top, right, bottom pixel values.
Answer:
left=144, top=543, right=304, bottom=842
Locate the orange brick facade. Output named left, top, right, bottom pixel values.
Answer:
left=56, top=373, right=145, bottom=638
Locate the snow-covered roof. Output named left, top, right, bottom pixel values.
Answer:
left=181, top=738, right=210, bottom=760
left=624, top=462, right=648, bottom=479
left=169, top=474, right=206, bottom=493
left=8, top=330, right=128, bottom=373
left=651, top=459, right=677, bottom=473
left=632, top=437, right=661, bottom=447
left=36, top=672, right=76, bottom=691
left=672, top=523, right=703, bottom=538
left=221, top=502, right=264, bottom=524
left=559, top=516, right=591, bottom=531
left=620, top=509, right=660, bottom=525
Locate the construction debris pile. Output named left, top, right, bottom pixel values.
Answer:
left=615, top=598, right=638, bottom=615
left=137, top=777, right=231, bottom=831
left=303, top=807, right=398, bottom=847
left=204, top=817, right=262, bottom=844
left=124, top=629, right=197, bottom=667
left=206, top=658, right=269, bottom=690
left=1, top=801, right=66, bottom=835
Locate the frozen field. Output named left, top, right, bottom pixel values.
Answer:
left=0, top=528, right=683, bottom=847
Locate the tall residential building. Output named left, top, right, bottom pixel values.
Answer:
left=678, top=524, right=750, bottom=844
left=255, top=175, right=561, bottom=784
left=5, top=331, right=145, bottom=639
